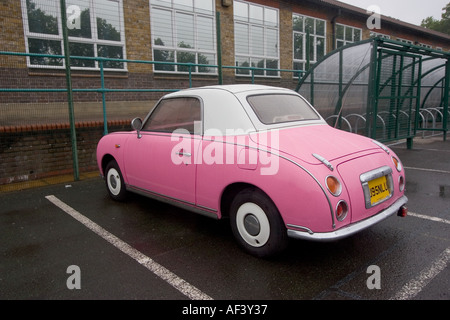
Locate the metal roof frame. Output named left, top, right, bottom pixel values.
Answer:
left=296, top=37, right=449, bottom=145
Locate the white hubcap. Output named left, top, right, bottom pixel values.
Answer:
left=107, top=168, right=121, bottom=196
left=236, top=202, right=270, bottom=247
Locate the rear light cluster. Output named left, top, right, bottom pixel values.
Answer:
left=398, top=175, right=405, bottom=192
left=392, top=156, right=405, bottom=192
left=326, top=176, right=342, bottom=196
left=326, top=175, right=348, bottom=222
left=392, top=156, right=402, bottom=172
left=336, top=200, right=348, bottom=221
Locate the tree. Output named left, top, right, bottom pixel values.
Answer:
left=421, top=3, right=450, bottom=35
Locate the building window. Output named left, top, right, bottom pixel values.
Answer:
left=21, top=0, right=126, bottom=70
left=234, top=0, right=279, bottom=77
left=397, top=38, right=414, bottom=45
left=419, top=43, right=433, bottom=49
left=335, top=23, right=361, bottom=48
left=292, top=14, right=326, bottom=77
left=370, top=31, right=390, bottom=39
left=150, top=0, right=216, bottom=74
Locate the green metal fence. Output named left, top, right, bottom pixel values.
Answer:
left=0, top=50, right=302, bottom=189
left=1, top=1, right=449, bottom=190
left=2, top=39, right=449, bottom=190
left=296, top=38, right=450, bottom=148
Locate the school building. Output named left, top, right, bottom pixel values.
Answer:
left=1, top=0, right=449, bottom=96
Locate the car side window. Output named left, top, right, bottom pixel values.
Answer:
left=142, top=97, right=201, bottom=134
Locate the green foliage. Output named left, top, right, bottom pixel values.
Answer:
left=421, top=3, right=450, bottom=35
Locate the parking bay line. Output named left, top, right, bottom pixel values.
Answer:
left=45, top=195, right=213, bottom=300
left=315, top=210, right=449, bottom=300
left=408, top=212, right=450, bottom=225
left=404, top=166, right=450, bottom=175
left=390, top=247, right=450, bottom=300
left=390, top=212, right=449, bottom=300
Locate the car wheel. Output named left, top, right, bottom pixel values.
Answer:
left=105, top=160, right=127, bottom=201
left=230, top=188, right=288, bottom=258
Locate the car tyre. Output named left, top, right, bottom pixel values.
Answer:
left=230, top=188, right=288, bottom=258
left=105, top=160, right=127, bottom=201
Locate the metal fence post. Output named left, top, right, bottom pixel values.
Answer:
left=99, top=60, right=108, bottom=135
left=306, top=30, right=311, bottom=71
left=60, top=0, right=79, bottom=181
left=443, top=59, right=450, bottom=141
left=216, top=12, right=223, bottom=85
left=366, top=39, right=379, bottom=139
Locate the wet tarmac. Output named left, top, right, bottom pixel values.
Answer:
left=0, top=136, right=449, bottom=305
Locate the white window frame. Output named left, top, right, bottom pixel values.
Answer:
left=150, top=0, right=217, bottom=75
left=370, top=31, right=390, bottom=39
left=233, top=0, right=280, bottom=77
left=335, top=23, right=362, bottom=48
left=419, top=43, right=433, bottom=49
left=397, top=38, right=414, bottom=45
left=292, top=13, right=326, bottom=77
left=20, top=0, right=127, bottom=71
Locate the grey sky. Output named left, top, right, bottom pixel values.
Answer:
left=337, top=0, right=449, bottom=26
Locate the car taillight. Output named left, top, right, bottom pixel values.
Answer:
left=336, top=200, right=348, bottom=221
left=392, top=156, right=402, bottom=172
left=326, top=175, right=342, bottom=196
left=399, top=175, right=405, bottom=192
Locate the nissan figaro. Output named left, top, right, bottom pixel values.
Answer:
left=96, top=84, right=408, bottom=257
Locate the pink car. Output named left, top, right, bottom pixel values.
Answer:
left=97, top=85, right=408, bottom=257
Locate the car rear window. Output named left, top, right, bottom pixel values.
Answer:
left=247, top=94, right=320, bottom=125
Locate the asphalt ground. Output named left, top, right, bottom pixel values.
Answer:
left=1, top=136, right=449, bottom=310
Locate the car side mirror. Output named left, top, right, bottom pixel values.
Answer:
left=131, top=117, right=143, bottom=139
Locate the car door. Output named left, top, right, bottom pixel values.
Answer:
left=124, top=97, right=202, bottom=205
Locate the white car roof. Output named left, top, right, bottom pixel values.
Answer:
left=165, top=84, right=294, bottom=96
left=160, top=85, right=324, bottom=135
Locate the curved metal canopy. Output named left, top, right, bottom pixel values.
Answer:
left=296, top=38, right=449, bottom=143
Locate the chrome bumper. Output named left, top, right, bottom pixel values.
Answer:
left=287, top=195, right=408, bottom=241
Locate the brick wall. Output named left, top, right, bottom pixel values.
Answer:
left=0, top=122, right=129, bottom=186
left=123, top=0, right=152, bottom=73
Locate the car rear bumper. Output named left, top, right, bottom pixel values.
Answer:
left=287, top=195, right=408, bottom=241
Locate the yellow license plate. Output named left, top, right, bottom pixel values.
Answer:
left=368, top=175, right=390, bottom=205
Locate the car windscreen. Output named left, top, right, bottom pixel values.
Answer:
left=247, top=94, right=320, bottom=125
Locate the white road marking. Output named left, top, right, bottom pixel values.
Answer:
left=404, top=166, right=450, bottom=175
left=390, top=247, right=450, bottom=300
left=45, top=195, right=213, bottom=300
left=408, top=212, right=450, bottom=225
